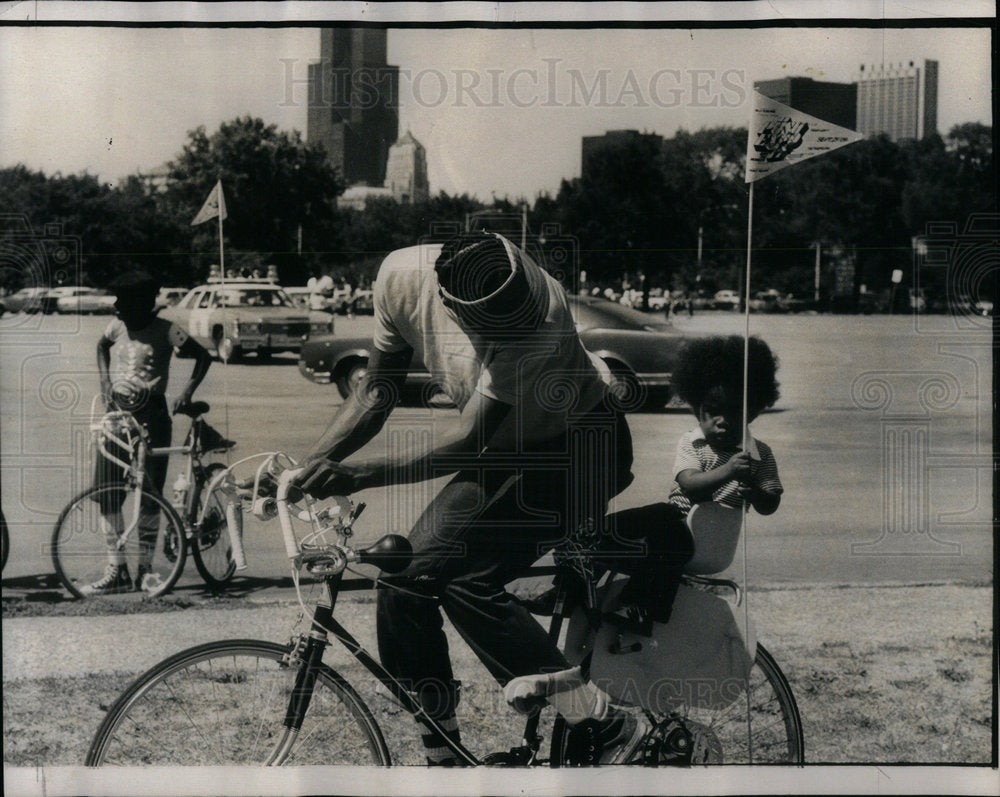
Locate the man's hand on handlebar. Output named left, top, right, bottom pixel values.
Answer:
left=292, top=458, right=358, bottom=500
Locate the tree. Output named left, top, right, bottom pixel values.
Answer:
left=162, top=116, right=344, bottom=284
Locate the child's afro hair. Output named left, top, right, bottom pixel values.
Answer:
left=671, top=335, right=780, bottom=415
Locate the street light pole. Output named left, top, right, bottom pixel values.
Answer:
left=814, top=242, right=821, bottom=303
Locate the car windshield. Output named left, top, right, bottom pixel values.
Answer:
left=570, top=297, right=672, bottom=332
left=213, top=288, right=293, bottom=308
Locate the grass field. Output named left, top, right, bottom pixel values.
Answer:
left=3, top=584, right=992, bottom=767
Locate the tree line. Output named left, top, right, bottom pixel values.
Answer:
left=0, top=115, right=992, bottom=306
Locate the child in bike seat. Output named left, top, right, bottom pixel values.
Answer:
left=668, top=334, right=782, bottom=518
left=595, top=334, right=783, bottom=627
left=86, top=271, right=212, bottom=595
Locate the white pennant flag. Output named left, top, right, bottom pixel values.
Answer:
left=191, top=180, right=228, bottom=225
left=745, top=91, right=864, bottom=183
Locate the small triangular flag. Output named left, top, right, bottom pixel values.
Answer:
left=745, top=91, right=864, bottom=183
left=191, top=180, right=228, bottom=225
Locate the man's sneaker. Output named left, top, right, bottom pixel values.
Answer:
left=599, top=710, right=651, bottom=765
left=565, top=710, right=650, bottom=765
left=81, top=563, right=132, bottom=596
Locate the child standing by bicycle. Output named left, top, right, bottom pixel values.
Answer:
left=85, top=272, right=212, bottom=595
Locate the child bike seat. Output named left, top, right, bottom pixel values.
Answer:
left=683, top=502, right=744, bottom=575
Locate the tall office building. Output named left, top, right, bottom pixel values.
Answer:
left=384, top=130, right=429, bottom=203
left=753, top=77, right=857, bottom=129
left=581, top=130, right=664, bottom=178
left=308, top=29, right=399, bottom=186
left=855, top=60, right=938, bottom=141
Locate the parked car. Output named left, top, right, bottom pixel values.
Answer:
left=2, top=286, right=97, bottom=315
left=298, top=294, right=688, bottom=411
left=712, top=289, right=741, bottom=311
left=160, top=279, right=334, bottom=362
left=749, top=289, right=786, bottom=313
left=1, top=287, right=50, bottom=315
left=56, top=289, right=116, bottom=314
left=155, top=288, right=187, bottom=311
left=973, top=298, right=993, bottom=316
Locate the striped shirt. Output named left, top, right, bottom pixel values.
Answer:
left=667, top=428, right=782, bottom=514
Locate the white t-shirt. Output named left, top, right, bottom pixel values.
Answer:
left=667, top=427, right=782, bottom=513
left=372, top=243, right=610, bottom=450
left=103, top=316, right=188, bottom=398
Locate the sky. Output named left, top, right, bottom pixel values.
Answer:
left=1, top=18, right=993, bottom=201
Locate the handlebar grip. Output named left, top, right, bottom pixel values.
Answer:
left=276, top=468, right=305, bottom=560
left=225, top=498, right=247, bottom=572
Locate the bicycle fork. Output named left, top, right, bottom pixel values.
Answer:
left=265, top=583, right=338, bottom=765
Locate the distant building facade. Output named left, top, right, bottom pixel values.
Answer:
left=855, top=60, right=938, bottom=141
left=307, top=28, right=399, bottom=186
left=753, top=77, right=857, bottom=129
left=384, top=130, right=429, bottom=203
left=581, top=129, right=664, bottom=177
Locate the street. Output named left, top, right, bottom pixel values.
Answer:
left=0, top=308, right=992, bottom=589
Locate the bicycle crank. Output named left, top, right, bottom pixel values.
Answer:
left=640, top=716, right=695, bottom=766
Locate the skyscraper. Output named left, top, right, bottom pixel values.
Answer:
left=753, top=77, right=857, bottom=129
left=307, top=29, right=399, bottom=186
left=384, top=130, right=429, bottom=203
left=855, top=60, right=938, bottom=141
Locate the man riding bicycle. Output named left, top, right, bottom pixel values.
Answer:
left=292, top=232, right=648, bottom=764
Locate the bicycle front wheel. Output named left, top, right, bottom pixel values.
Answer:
left=86, top=639, right=390, bottom=766
left=50, top=485, right=186, bottom=600
left=189, top=463, right=236, bottom=589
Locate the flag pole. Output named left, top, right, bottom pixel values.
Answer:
left=740, top=179, right=755, bottom=760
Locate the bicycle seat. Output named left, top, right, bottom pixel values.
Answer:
left=174, top=401, right=210, bottom=417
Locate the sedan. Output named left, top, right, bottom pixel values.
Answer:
left=56, top=289, right=116, bottom=314
left=298, top=294, right=687, bottom=411
left=161, top=279, right=335, bottom=362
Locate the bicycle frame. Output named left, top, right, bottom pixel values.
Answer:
left=221, top=460, right=786, bottom=768
left=91, top=402, right=226, bottom=546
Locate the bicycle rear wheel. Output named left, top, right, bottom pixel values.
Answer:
left=51, top=485, right=186, bottom=600
left=86, top=639, right=390, bottom=766
left=552, top=643, right=803, bottom=766
left=189, top=463, right=237, bottom=589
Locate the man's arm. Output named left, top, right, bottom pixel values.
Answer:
left=295, top=354, right=511, bottom=498
left=304, top=346, right=414, bottom=465
left=173, top=337, right=212, bottom=413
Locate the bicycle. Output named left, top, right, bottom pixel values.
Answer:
left=86, top=456, right=803, bottom=766
left=50, top=399, right=239, bottom=599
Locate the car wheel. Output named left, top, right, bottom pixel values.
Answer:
left=335, top=359, right=368, bottom=399
left=214, top=333, right=242, bottom=364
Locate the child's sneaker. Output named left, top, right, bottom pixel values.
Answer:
left=134, top=564, right=164, bottom=593
left=82, top=563, right=132, bottom=596
left=162, top=532, right=180, bottom=563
